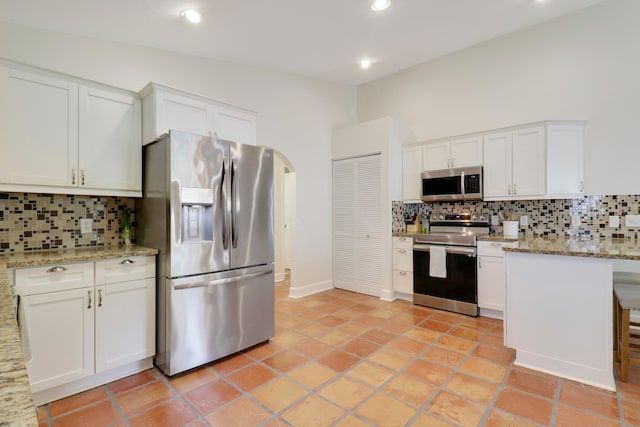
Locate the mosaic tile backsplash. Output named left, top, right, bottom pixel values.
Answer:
left=0, top=193, right=136, bottom=253
left=393, top=195, right=640, bottom=239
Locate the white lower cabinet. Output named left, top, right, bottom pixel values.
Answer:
left=22, top=287, right=94, bottom=393
left=392, top=236, right=413, bottom=295
left=477, top=240, right=518, bottom=319
left=15, top=256, right=156, bottom=403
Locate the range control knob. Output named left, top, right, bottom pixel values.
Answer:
left=439, top=214, right=445, bottom=221
left=471, top=214, right=477, bottom=221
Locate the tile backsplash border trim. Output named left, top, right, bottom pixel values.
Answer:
left=393, top=195, right=640, bottom=239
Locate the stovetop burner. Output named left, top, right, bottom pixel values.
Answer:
left=414, top=212, right=490, bottom=247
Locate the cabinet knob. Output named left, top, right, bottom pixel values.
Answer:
left=120, top=259, right=136, bottom=265
left=47, top=266, right=68, bottom=273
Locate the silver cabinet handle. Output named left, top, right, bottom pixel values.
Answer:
left=579, top=180, right=584, bottom=192
left=81, top=169, right=86, bottom=186
left=513, top=184, right=517, bottom=195
left=491, top=242, right=502, bottom=247
left=120, top=259, right=135, bottom=265
left=71, top=168, right=76, bottom=185
left=451, top=158, right=454, bottom=167
left=399, top=249, right=407, bottom=254
left=98, top=289, right=103, bottom=307
left=399, top=237, right=406, bottom=241
left=507, top=184, right=511, bottom=195
left=399, top=271, right=407, bottom=276
left=87, top=290, right=92, bottom=309
left=479, top=258, right=482, bottom=268
left=47, top=266, right=68, bottom=273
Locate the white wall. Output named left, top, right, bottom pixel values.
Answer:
left=357, top=0, right=640, bottom=196
left=0, top=22, right=357, bottom=292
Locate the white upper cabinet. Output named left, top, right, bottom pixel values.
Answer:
left=422, top=136, right=483, bottom=171
left=0, top=63, right=142, bottom=197
left=402, top=145, right=423, bottom=202
left=79, top=86, right=142, bottom=193
left=422, top=141, right=450, bottom=171
left=483, top=121, right=583, bottom=200
left=140, top=83, right=256, bottom=146
left=0, top=67, right=78, bottom=187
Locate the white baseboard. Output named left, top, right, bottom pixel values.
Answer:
left=32, top=358, right=153, bottom=406
left=479, top=307, right=503, bottom=320
left=289, top=280, right=333, bottom=298
left=379, top=289, right=395, bottom=302
left=274, top=272, right=286, bottom=282
left=394, top=292, right=413, bottom=302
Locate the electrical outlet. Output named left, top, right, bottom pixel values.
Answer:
left=520, top=215, right=529, bottom=226
left=491, top=215, right=499, bottom=225
left=609, top=215, right=620, bottom=228
left=571, top=216, right=581, bottom=227
left=80, top=218, right=93, bottom=234
left=626, top=214, right=640, bottom=228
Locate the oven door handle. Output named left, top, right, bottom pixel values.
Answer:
left=413, top=244, right=476, bottom=256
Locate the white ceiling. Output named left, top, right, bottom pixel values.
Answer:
left=0, top=0, right=608, bottom=85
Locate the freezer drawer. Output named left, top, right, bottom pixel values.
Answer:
left=157, top=265, right=274, bottom=376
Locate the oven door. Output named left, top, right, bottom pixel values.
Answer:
left=413, top=244, right=478, bottom=316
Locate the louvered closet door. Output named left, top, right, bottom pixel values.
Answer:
left=332, top=154, right=382, bottom=297
left=333, top=159, right=357, bottom=292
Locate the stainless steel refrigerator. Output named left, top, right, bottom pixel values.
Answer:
left=136, top=130, right=274, bottom=376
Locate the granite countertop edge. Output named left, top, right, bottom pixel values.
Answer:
left=0, top=245, right=159, bottom=427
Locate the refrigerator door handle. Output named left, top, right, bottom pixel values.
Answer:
left=173, top=269, right=271, bottom=290
left=221, top=161, right=229, bottom=250
left=231, top=160, right=238, bottom=249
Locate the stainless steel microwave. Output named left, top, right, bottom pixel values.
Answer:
left=420, top=166, right=483, bottom=202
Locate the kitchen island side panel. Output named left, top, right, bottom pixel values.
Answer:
left=505, top=251, right=615, bottom=391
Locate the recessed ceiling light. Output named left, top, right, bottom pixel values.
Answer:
left=370, top=0, right=391, bottom=11
left=180, top=9, right=202, bottom=24
left=360, top=59, right=372, bottom=69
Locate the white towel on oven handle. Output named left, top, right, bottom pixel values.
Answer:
left=429, top=246, right=447, bottom=278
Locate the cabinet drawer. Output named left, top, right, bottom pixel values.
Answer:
left=393, top=270, right=413, bottom=294
left=393, top=236, right=413, bottom=250
left=96, top=256, right=155, bottom=285
left=477, top=241, right=518, bottom=257
left=393, top=248, right=413, bottom=271
left=15, top=262, right=94, bottom=296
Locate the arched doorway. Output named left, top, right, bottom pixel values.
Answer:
left=273, top=150, right=296, bottom=291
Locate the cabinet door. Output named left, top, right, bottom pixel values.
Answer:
left=155, top=90, right=211, bottom=138
left=477, top=255, right=505, bottom=312
left=402, top=146, right=423, bottom=202
left=95, top=278, right=155, bottom=373
left=79, top=86, right=142, bottom=192
left=512, top=126, right=545, bottom=197
left=393, top=270, right=413, bottom=294
left=393, top=248, right=412, bottom=271
left=451, top=135, right=483, bottom=168
left=333, top=159, right=357, bottom=292
left=22, top=288, right=94, bottom=393
left=483, top=132, right=512, bottom=198
left=355, top=156, right=383, bottom=296
left=212, top=105, right=256, bottom=146
left=0, top=67, right=78, bottom=187
left=422, top=141, right=450, bottom=171
left=546, top=123, right=584, bottom=197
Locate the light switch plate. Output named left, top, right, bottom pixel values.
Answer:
left=520, top=215, right=529, bottom=226
left=80, top=218, right=92, bottom=234
left=626, top=214, right=640, bottom=228
left=571, top=216, right=581, bottom=227
left=609, top=215, right=620, bottom=228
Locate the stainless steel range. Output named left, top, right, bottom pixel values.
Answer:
left=413, top=212, right=490, bottom=316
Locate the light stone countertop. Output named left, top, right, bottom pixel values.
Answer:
left=498, top=235, right=640, bottom=260
left=0, top=245, right=158, bottom=427
left=392, top=232, right=415, bottom=238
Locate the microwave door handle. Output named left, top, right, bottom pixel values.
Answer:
left=460, top=170, right=466, bottom=199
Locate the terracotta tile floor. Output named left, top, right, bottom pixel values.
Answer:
left=37, top=273, right=640, bottom=426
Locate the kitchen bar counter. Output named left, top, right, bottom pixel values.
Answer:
left=0, top=245, right=158, bottom=427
